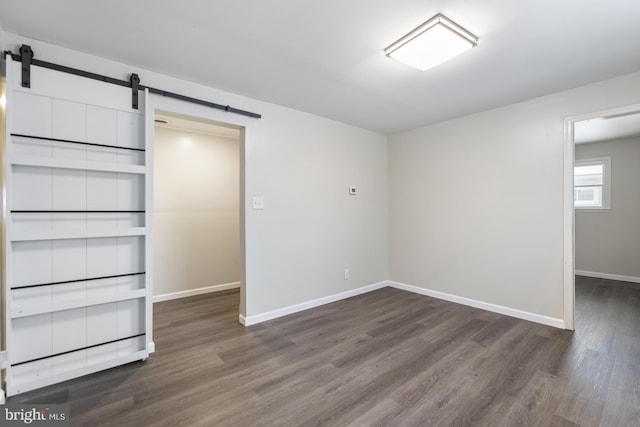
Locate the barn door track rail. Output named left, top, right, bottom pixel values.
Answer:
left=3, top=44, right=262, bottom=119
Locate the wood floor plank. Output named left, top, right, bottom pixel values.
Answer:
left=391, top=338, right=485, bottom=410
left=8, top=279, right=640, bottom=427
left=494, top=369, right=563, bottom=427
left=554, top=349, right=615, bottom=426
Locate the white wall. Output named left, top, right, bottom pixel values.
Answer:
left=389, top=71, right=640, bottom=323
left=575, top=136, right=640, bottom=279
left=1, top=33, right=389, bottom=320
left=153, top=126, right=240, bottom=298
left=0, top=20, right=4, bottom=56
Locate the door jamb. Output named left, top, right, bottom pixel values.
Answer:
left=563, top=103, right=640, bottom=330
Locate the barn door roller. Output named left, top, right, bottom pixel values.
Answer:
left=19, top=44, right=34, bottom=88
left=130, top=73, right=140, bottom=110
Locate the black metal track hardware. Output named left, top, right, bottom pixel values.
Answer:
left=11, top=272, right=146, bottom=290
left=11, top=333, right=146, bottom=367
left=11, top=133, right=146, bottom=152
left=144, top=87, right=261, bottom=118
left=4, top=45, right=262, bottom=119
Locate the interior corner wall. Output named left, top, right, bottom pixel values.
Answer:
left=575, top=136, right=640, bottom=279
left=153, top=126, right=240, bottom=297
left=388, top=71, right=640, bottom=322
left=3, top=32, right=389, bottom=321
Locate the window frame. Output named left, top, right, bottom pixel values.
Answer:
left=574, top=157, right=611, bottom=211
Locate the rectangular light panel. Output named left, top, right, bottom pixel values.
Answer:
left=385, top=14, right=478, bottom=71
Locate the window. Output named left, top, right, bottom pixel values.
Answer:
left=574, top=157, right=611, bottom=210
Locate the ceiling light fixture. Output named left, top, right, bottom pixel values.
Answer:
left=385, top=13, right=478, bottom=71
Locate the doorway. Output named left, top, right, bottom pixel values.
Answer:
left=563, top=104, right=640, bottom=329
left=151, top=110, right=242, bottom=313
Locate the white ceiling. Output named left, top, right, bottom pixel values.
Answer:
left=1, top=1, right=640, bottom=135
left=155, top=112, right=241, bottom=140
left=575, top=112, right=640, bottom=144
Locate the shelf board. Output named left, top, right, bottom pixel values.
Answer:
left=9, top=349, right=149, bottom=396
left=11, top=227, right=146, bottom=242
left=11, top=154, right=146, bottom=174
left=11, top=289, right=147, bottom=318
left=11, top=133, right=145, bottom=152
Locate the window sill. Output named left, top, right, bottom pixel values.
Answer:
left=575, top=207, right=611, bottom=212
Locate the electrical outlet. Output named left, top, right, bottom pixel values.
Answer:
left=344, top=269, right=350, bottom=280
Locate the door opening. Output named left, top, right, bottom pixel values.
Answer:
left=152, top=110, right=243, bottom=314
left=563, top=104, right=640, bottom=330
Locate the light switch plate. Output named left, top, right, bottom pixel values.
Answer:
left=252, top=196, right=264, bottom=210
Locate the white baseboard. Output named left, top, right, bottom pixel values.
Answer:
left=241, top=281, right=388, bottom=326
left=388, top=281, right=565, bottom=329
left=239, top=279, right=566, bottom=329
left=575, top=270, right=640, bottom=284
left=239, top=314, right=247, bottom=326
left=153, top=282, right=240, bottom=303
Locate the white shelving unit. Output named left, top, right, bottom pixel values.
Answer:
left=1, top=57, right=154, bottom=396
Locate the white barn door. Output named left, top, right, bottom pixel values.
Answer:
left=2, top=56, right=154, bottom=396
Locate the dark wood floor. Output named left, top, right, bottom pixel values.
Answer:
left=9, top=276, right=640, bottom=426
